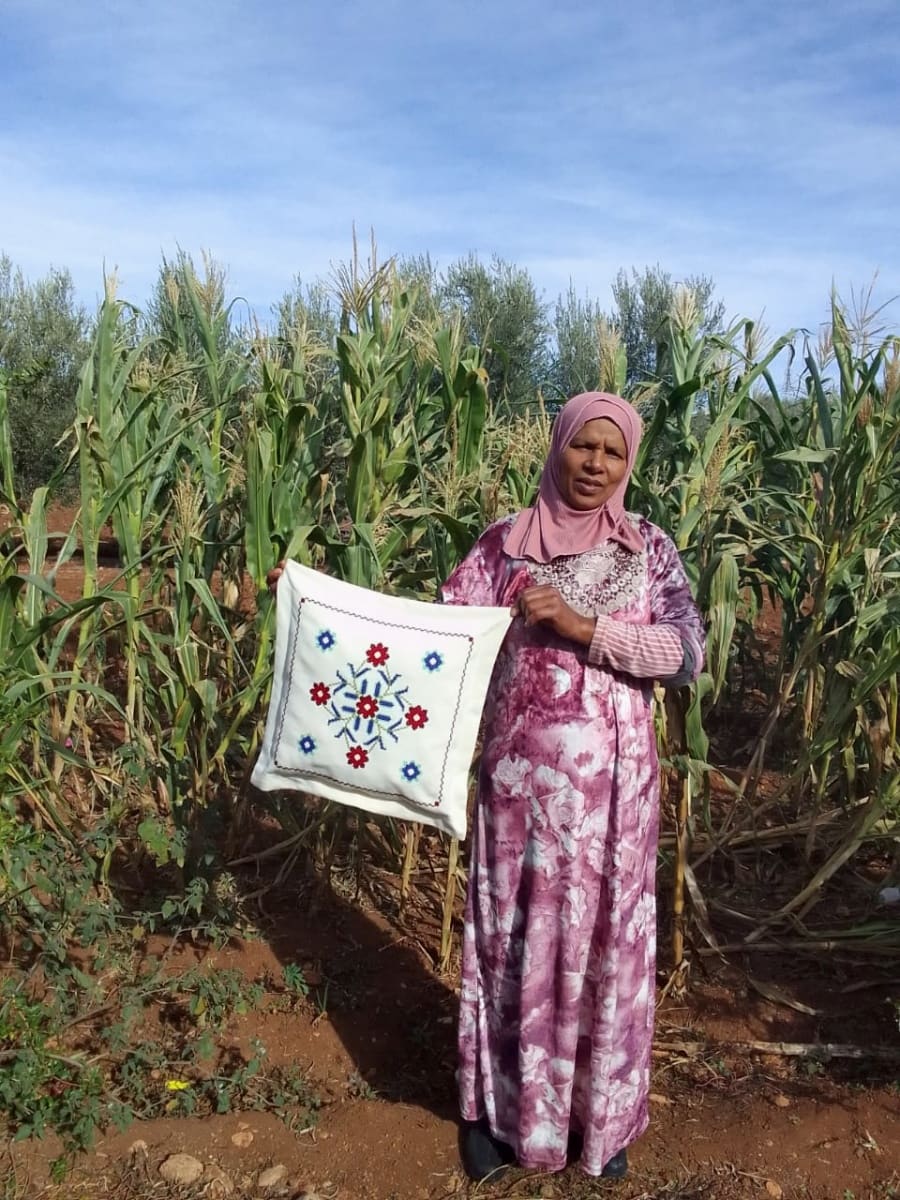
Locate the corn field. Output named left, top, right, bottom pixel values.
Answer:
left=2, top=257, right=899, bottom=980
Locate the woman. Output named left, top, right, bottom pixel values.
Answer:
left=441, top=391, right=705, bottom=1180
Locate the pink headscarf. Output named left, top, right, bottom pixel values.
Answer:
left=503, top=391, right=644, bottom=563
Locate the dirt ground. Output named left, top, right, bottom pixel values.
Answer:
left=5, top=869, right=898, bottom=1200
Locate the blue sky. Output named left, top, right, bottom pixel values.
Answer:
left=2, top=0, right=898, bottom=340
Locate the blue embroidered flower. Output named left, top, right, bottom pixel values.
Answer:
left=298, top=734, right=317, bottom=755
left=401, top=761, right=421, bottom=782
left=423, top=650, right=443, bottom=672
left=316, top=629, right=336, bottom=651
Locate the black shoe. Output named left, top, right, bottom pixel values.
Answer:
left=459, top=1120, right=515, bottom=1182
left=601, top=1148, right=628, bottom=1179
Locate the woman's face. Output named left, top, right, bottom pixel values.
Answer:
left=558, top=417, right=629, bottom=510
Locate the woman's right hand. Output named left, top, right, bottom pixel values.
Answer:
left=266, top=560, right=286, bottom=595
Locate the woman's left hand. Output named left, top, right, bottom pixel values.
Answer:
left=515, top=586, right=596, bottom=646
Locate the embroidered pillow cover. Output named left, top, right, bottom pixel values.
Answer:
left=251, top=561, right=512, bottom=838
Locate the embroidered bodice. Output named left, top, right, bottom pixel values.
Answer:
left=527, top=528, right=647, bottom=618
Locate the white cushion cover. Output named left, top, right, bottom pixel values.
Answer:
left=251, top=560, right=511, bottom=838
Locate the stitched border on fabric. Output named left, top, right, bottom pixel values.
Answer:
left=438, top=637, right=473, bottom=803
left=272, top=595, right=475, bottom=809
left=293, top=596, right=481, bottom=640
left=271, top=593, right=306, bottom=764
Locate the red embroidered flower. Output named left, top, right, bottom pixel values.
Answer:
left=366, top=642, right=390, bottom=666
left=346, top=746, right=369, bottom=769
left=405, top=705, right=428, bottom=730
left=309, top=681, right=331, bottom=706
left=356, top=694, right=379, bottom=719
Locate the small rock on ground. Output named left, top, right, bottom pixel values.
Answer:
left=257, top=1164, right=288, bottom=1190
left=159, top=1153, right=204, bottom=1186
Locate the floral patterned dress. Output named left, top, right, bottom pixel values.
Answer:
left=441, top=514, right=705, bottom=1176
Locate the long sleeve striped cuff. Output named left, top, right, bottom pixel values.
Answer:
left=588, top=615, right=684, bottom=680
